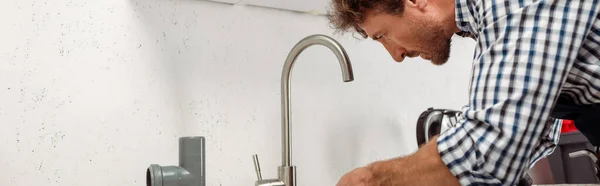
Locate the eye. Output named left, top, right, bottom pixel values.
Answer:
left=374, top=34, right=384, bottom=40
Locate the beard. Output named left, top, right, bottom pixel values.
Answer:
left=410, top=17, right=452, bottom=66
left=429, top=38, right=451, bottom=66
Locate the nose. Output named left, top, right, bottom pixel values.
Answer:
left=391, top=48, right=408, bottom=62
left=381, top=41, right=408, bottom=62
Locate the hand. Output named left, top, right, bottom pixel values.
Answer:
left=336, top=167, right=375, bottom=186
left=335, top=136, right=461, bottom=186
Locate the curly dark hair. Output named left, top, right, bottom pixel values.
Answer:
left=327, top=0, right=406, bottom=39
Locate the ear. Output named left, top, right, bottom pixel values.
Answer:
left=406, top=0, right=428, bottom=11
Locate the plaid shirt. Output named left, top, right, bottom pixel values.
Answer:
left=437, top=0, right=600, bottom=185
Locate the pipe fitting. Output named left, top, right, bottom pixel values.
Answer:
left=146, top=136, right=205, bottom=186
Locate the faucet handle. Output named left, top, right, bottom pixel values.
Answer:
left=253, top=154, right=263, bottom=180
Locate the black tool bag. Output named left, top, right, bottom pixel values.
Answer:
left=550, top=96, right=600, bottom=146
left=415, top=107, right=462, bottom=147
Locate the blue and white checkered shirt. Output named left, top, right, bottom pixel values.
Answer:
left=437, top=0, right=600, bottom=185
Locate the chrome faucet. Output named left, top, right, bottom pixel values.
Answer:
left=252, top=34, right=355, bottom=186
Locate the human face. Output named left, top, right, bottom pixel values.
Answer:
left=358, top=5, right=453, bottom=65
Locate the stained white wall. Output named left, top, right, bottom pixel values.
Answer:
left=0, top=0, right=475, bottom=185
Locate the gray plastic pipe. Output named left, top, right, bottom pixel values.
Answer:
left=147, top=136, right=205, bottom=186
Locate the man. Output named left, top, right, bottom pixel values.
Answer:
left=327, top=0, right=600, bottom=185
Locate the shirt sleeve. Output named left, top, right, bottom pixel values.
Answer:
left=436, top=0, right=600, bottom=185
left=529, top=118, right=562, bottom=168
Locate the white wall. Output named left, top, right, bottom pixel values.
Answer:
left=0, top=0, right=476, bottom=185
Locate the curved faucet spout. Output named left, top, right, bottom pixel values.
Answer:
left=281, top=34, right=355, bottom=167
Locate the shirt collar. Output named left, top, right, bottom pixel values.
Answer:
left=454, top=0, right=477, bottom=39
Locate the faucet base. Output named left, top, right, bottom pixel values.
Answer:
left=255, top=179, right=285, bottom=186
left=278, top=166, right=296, bottom=186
